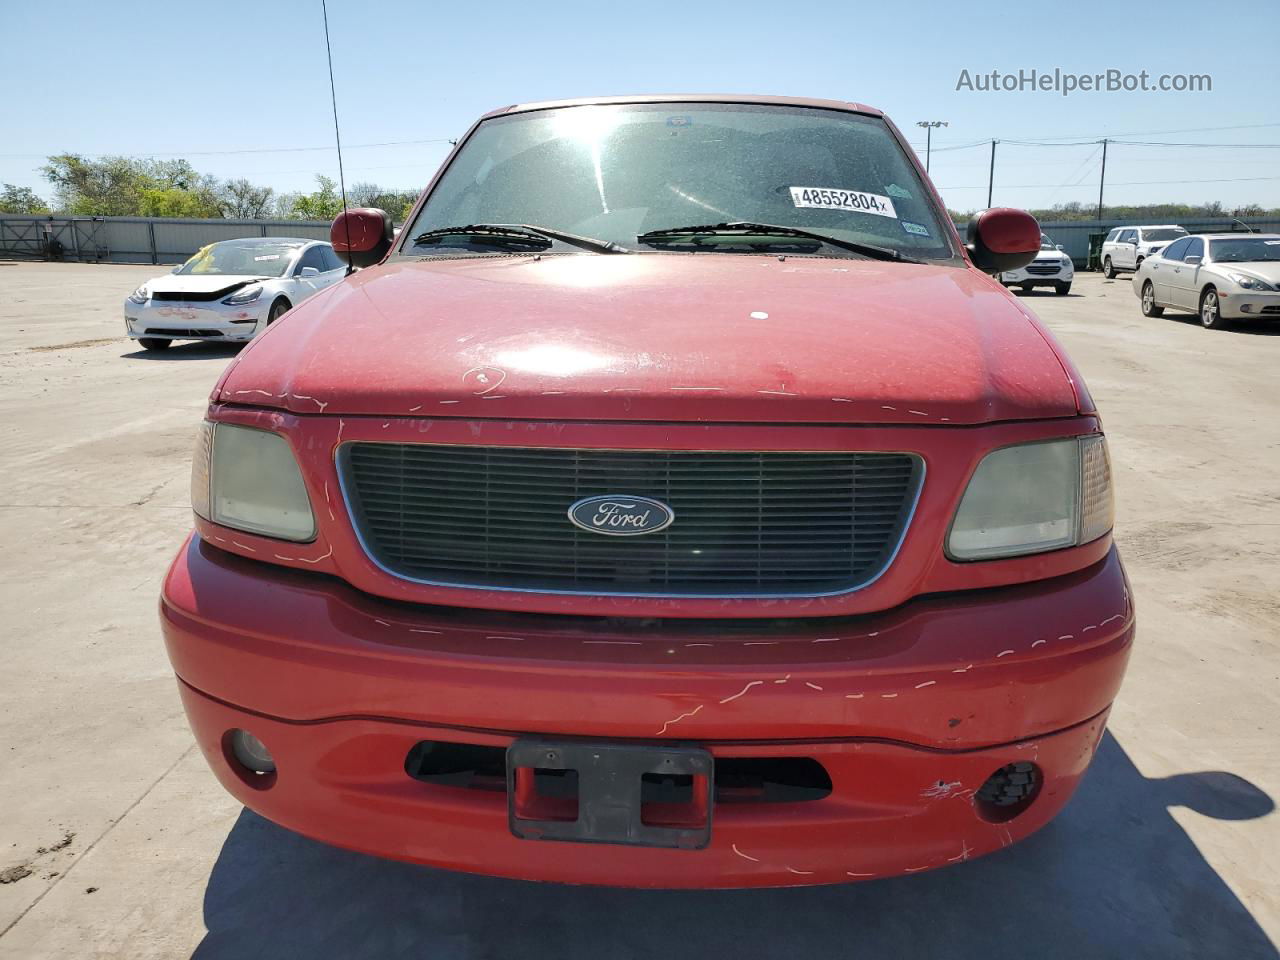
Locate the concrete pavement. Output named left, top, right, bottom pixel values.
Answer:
left=0, top=262, right=1276, bottom=958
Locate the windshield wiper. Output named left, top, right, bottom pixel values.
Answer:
left=636, top=221, right=922, bottom=263
left=411, top=223, right=628, bottom=254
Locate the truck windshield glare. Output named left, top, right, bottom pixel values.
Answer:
left=404, top=103, right=955, bottom=261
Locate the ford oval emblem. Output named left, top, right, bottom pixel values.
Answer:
left=567, top=495, right=675, bottom=537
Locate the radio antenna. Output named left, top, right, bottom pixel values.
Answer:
left=320, top=0, right=353, bottom=274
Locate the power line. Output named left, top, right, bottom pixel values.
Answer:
left=938, top=174, right=1280, bottom=190
left=10, top=121, right=1279, bottom=163
left=1112, top=140, right=1280, bottom=149
left=1043, top=143, right=1103, bottom=208
left=918, top=121, right=1280, bottom=150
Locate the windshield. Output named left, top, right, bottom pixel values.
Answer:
left=176, top=240, right=302, bottom=277
left=1141, top=228, right=1187, bottom=242
left=1210, top=237, right=1280, bottom=263
left=404, top=103, right=954, bottom=260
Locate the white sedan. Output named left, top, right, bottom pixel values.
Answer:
left=123, top=237, right=346, bottom=350
left=1132, top=233, right=1280, bottom=330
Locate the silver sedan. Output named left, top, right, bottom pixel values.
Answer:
left=1132, top=233, right=1280, bottom=329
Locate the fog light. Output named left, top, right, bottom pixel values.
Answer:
left=1240, top=304, right=1253, bottom=314
left=975, top=761, right=1040, bottom=822
left=230, top=729, right=276, bottom=774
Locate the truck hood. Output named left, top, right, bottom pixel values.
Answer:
left=218, top=254, right=1081, bottom=424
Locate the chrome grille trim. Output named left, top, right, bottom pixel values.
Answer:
left=337, top=443, right=925, bottom=599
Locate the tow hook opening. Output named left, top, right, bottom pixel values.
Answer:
left=405, top=741, right=832, bottom=805
left=975, top=761, right=1042, bottom=823
left=404, top=740, right=506, bottom=791
left=714, top=757, right=832, bottom=804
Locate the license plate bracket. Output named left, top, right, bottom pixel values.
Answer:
left=507, top=739, right=713, bottom=849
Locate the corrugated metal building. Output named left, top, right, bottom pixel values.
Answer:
left=0, top=215, right=331, bottom=264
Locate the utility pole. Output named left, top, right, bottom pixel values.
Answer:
left=915, top=120, right=948, bottom=172
left=1096, top=139, right=1108, bottom=221
left=987, top=140, right=997, bottom=207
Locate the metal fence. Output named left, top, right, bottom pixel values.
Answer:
left=3, top=213, right=1278, bottom=268
left=0, top=215, right=331, bottom=264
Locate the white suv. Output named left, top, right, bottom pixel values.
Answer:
left=1000, top=233, right=1074, bottom=295
left=1101, top=225, right=1188, bottom=278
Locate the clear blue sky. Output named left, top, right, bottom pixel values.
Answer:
left=4, top=0, right=1278, bottom=213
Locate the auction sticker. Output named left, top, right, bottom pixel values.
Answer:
left=789, top=187, right=897, bottom=219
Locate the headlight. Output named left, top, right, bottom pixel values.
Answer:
left=1226, top=273, right=1274, bottom=291
left=192, top=422, right=316, bottom=541
left=222, top=285, right=264, bottom=305
left=127, top=286, right=149, bottom=304
left=948, top=435, right=1113, bottom=561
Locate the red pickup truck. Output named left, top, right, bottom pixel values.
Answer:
left=161, top=95, right=1133, bottom=887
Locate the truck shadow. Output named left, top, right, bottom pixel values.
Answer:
left=120, top=342, right=245, bottom=361
left=190, top=734, right=1276, bottom=960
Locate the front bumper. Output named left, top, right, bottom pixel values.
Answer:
left=1001, top=263, right=1073, bottom=285
left=1221, top=290, right=1280, bottom=319
left=161, top=536, right=1134, bottom=887
left=123, top=298, right=265, bottom=341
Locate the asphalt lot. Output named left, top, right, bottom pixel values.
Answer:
left=0, top=260, right=1277, bottom=959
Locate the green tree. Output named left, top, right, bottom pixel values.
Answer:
left=42, top=154, right=149, bottom=215
left=40, top=155, right=225, bottom=217
left=290, top=175, right=343, bottom=220
left=219, top=178, right=275, bottom=219
left=349, top=181, right=419, bottom=223
left=139, top=186, right=222, bottom=218
left=0, top=183, right=49, bottom=214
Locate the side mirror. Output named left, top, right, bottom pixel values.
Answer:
left=171, top=265, right=181, bottom=274
left=1185, top=255, right=1202, bottom=265
left=1130, top=239, right=1139, bottom=246
left=966, top=208, right=1040, bottom=273
left=1055, top=244, right=1064, bottom=251
left=299, top=266, right=321, bottom=278
left=331, top=207, right=393, bottom=268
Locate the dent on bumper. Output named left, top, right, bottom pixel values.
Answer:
left=161, top=536, right=1134, bottom=885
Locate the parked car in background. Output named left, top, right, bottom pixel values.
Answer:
left=1133, top=233, right=1280, bottom=329
left=160, top=94, right=1132, bottom=888
left=123, top=237, right=346, bottom=351
left=1101, top=225, right=1188, bottom=278
left=1000, top=233, right=1074, bottom=295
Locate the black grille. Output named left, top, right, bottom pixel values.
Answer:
left=341, top=444, right=922, bottom=596
left=144, top=327, right=225, bottom=337
left=151, top=284, right=245, bottom=302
